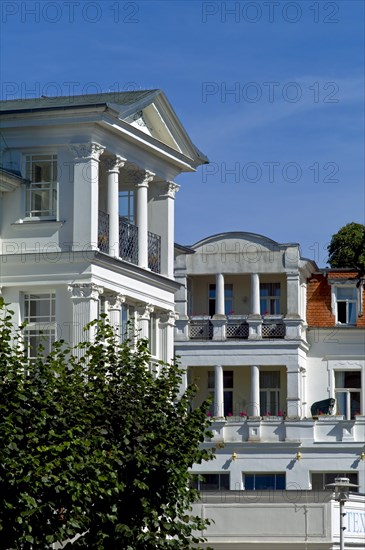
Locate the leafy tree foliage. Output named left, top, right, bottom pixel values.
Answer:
left=0, top=299, right=213, bottom=549
left=327, top=222, right=365, bottom=269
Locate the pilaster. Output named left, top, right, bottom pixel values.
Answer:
left=159, top=310, right=178, bottom=364
left=107, top=294, right=126, bottom=340
left=136, top=303, right=154, bottom=340
left=69, top=143, right=105, bottom=252
left=68, top=282, right=103, bottom=349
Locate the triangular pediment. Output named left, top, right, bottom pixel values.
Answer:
left=115, top=92, right=207, bottom=164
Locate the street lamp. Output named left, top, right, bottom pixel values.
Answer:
left=325, top=477, right=359, bottom=550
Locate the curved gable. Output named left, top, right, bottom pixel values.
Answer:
left=186, top=232, right=300, bottom=274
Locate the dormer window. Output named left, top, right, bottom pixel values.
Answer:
left=335, top=286, right=358, bottom=325
left=25, top=154, right=57, bottom=219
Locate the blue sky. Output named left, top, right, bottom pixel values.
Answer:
left=1, top=0, right=364, bottom=266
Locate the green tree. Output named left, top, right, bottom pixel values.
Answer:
left=327, top=222, right=365, bottom=269
left=0, top=299, right=213, bottom=549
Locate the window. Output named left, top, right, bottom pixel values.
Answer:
left=119, top=190, right=135, bottom=224
left=23, top=293, right=56, bottom=361
left=260, top=371, right=281, bottom=416
left=25, top=154, right=57, bottom=218
left=335, top=287, right=357, bottom=325
left=191, top=473, right=230, bottom=491
left=311, top=472, right=358, bottom=491
left=208, top=283, right=234, bottom=316
left=335, top=371, right=361, bottom=419
left=207, top=370, right=234, bottom=416
left=149, top=312, right=157, bottom=356
left=120, top=304, right=136, bottom=343
left=244, top=473, right=285, bottom=490
left=260, top=283, right=281, bottom=315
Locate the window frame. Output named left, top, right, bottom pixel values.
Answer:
left=243, top=472, right=285, bottom=491
left=208, top=283, right=234, bottom=316
left=24, top=154, right=58, bottom=220
left=260, top=371, right=281, bottom=416
left=331, top=283, right=361, bottom=326
left=260, top=282, right=281, bottom=315
left=119, top=190, right=135, bottom=225
left=191, top=472, right=230, bottom=491
left=311, top=472, right=358, bottom=491
left=334, top=370, right=362, bottom=419
left=23, top=292, right=56, bottom=361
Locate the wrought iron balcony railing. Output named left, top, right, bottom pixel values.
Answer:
left=98, top=210, right=109, bottom=253
left=98, top=211, right=161, bottom=273
left=148, top=230, right=161, bottom=273
left=119, top=217, right=138, bottom=265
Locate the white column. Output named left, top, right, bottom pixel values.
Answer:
left=69, top=143, right=105, bottom=251
left=159, top=310, right=177, bottom=364
left=135, top=170, right=155, bottom=269
left=286, top=272, right=301, bottom=317
left=286, top=364, right=302, bottom=418
left=214, top=364, right=224, bottom=418
left=251, top=273, right=260, bottom=315
left=107, top=294, right=126, bottom=341
left=250, top=365, right=260, bottom=416
left=105, top=156, right=126, bottom=257
left=165, top=181, right=180, bottom=277
left=216, top=273, right=225, bottom=316
left=68, top=283, right=103, bottom=351
left=136, top=303, right=154, bottom=340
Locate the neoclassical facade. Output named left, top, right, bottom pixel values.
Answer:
left=175, top=233, right=365, bottom=549
left=0, top=90, right=207, bottom=364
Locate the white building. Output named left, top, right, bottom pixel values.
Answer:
left=174, top=232, right=365, bottom=549
left=0, top=90, right=207, bottom=364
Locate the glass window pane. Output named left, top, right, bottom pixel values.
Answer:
left=220, top=474, right=230, bottom=490
left=224, top=371, right=233, bottom=388
left=245, top=475, right=254, bottom=490
left=348, top=302, right=357, bottom=324
left=201, top=474, right=219, bottom=491
left=225, top=284, right=233, bottom=298
left=337, top=287, right=356, bottom=300
left=276, top=474, right=285, bottom=490
left=209, top=284, right=216, bottom=299
left=337, top=302, right=347, bottom=323
left=255, top=475, right=275, bottom=490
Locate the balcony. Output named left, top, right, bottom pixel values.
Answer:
left=183, top=315, right=286, bottom=341
left=189, top=317, right=213, bottom=340
left=98, top=211, right=161, bottom=273
left=207, top=415, right=365, bottom=444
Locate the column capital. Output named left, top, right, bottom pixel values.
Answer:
left=156, top=180, right=180, bottom=198
left=159, top=310, right=178, bottom=326
left=136, top=303, right=154, bottom=320
left=68, top=283, right=103, bottom=301
left=69, top=142, right=105, bottom=161
left=107, top=294, right=126, bottom=311
left=102, top=155, right=127, bottom=173
left=167, top=181, right=180, bottom=198
left=129, top=168, right=155, bottom=187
